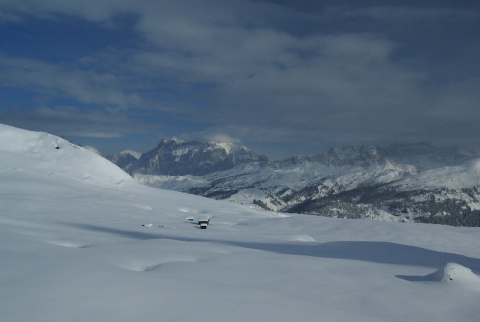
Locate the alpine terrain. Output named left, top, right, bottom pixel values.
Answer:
left=109, top=139, right=480, bottom=226
left=2, top=123, right=480, bottom=322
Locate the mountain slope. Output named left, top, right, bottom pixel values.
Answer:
left=106, top=149, right=141, bottom=171
left=0, top=124, right=132, bottom=187
left=112, top=139, right=480, bottom=226
left=380, top=142, right=480, bottom=171
left=1, top=124, right=480, bottom=321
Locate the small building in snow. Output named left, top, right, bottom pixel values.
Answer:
left=198, top=216, right=210, bottom=229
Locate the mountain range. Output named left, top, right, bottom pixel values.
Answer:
left=108, top=139, right=480, bottom=226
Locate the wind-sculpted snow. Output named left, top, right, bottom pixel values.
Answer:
left=2, top=124, right=480, bottom=321
left=398, top=262, right=480, bottom=292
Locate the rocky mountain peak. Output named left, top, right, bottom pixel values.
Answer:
left=106, top=150, right=141, bottom=171
left=281, top=145, right=384, bottom=167
left=129, top=138, right=267, bottom=176
left=119, top=150, right=142, bottom=159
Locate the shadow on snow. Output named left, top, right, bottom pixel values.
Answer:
left=63, top=222, right=480, bottom=273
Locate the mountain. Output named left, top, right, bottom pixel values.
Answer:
left=110, top=139, right=480, bottom=226
left=2, top=123, right=480, bottom=321
left=112, top=138, right=268, bottom=176
left=106, top=149, right=142, bottom=171
left=286, top=161, right=480, bottom=226
left=380, top=142, right=480, bottom=171
left=277, top=145, right=384, bottom=167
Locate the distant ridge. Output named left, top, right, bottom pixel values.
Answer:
left=109, top=139, right=480, bottom=226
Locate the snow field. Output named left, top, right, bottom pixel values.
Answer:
left=1, top=124, right=480, bottom=322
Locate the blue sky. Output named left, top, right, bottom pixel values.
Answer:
left=1, top=0, right=479, bottom=159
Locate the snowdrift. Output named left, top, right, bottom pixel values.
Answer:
left=431, top=262, right=480, bottom=287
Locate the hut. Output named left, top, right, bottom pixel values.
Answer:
left=198, top=216, right=211, bottom=229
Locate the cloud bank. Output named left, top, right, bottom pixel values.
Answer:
left=0, top=0, right=479, bottom=157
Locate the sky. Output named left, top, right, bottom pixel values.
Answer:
left=1, top=0, right=479, bottom=159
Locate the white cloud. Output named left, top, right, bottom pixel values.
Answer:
left=203, top=133, right=242, bottom=144
left=1, top=0, right=479, bottom=155
left=0, top=54, right=140, bottom=108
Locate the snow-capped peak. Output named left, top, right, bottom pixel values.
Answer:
left=159, top=137, right=184, bottom=146
left=130, top=138, right=267, bottom=176
left=207, top=141, right=235, bottom=154
left=397, top=157, right=480, bottom=190
left=206, top=140, right=250, bottom=155
left=119, top=150, right=142, bottom=159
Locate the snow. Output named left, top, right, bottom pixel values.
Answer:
left=398, top=159, right=480, bottom=190
left=134, top=158, right=415, bottom=215
left=119, top=149, right=142, bottom=159
left=209, top=141, right=235, bottom=154
left=432, top=263, right=480, bottom=287
left=84, top=145, right=102, bottom=155
left=1, top=123, right=480, bottom=322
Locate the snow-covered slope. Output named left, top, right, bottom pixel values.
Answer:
left=380, top=142, right=480, bottom=172
left=0, top=124, right=132, bottom=186
left=117, top=139, right=480, bottom=226
left=399, top=159, right=480, bottom=190
left=134, top=158, right=415, bottom=210
left=2, top=124, right=480, bottom=321
left=129, top=144, right=416, bottom=209
left=285, top=158, right=480, bottom=225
